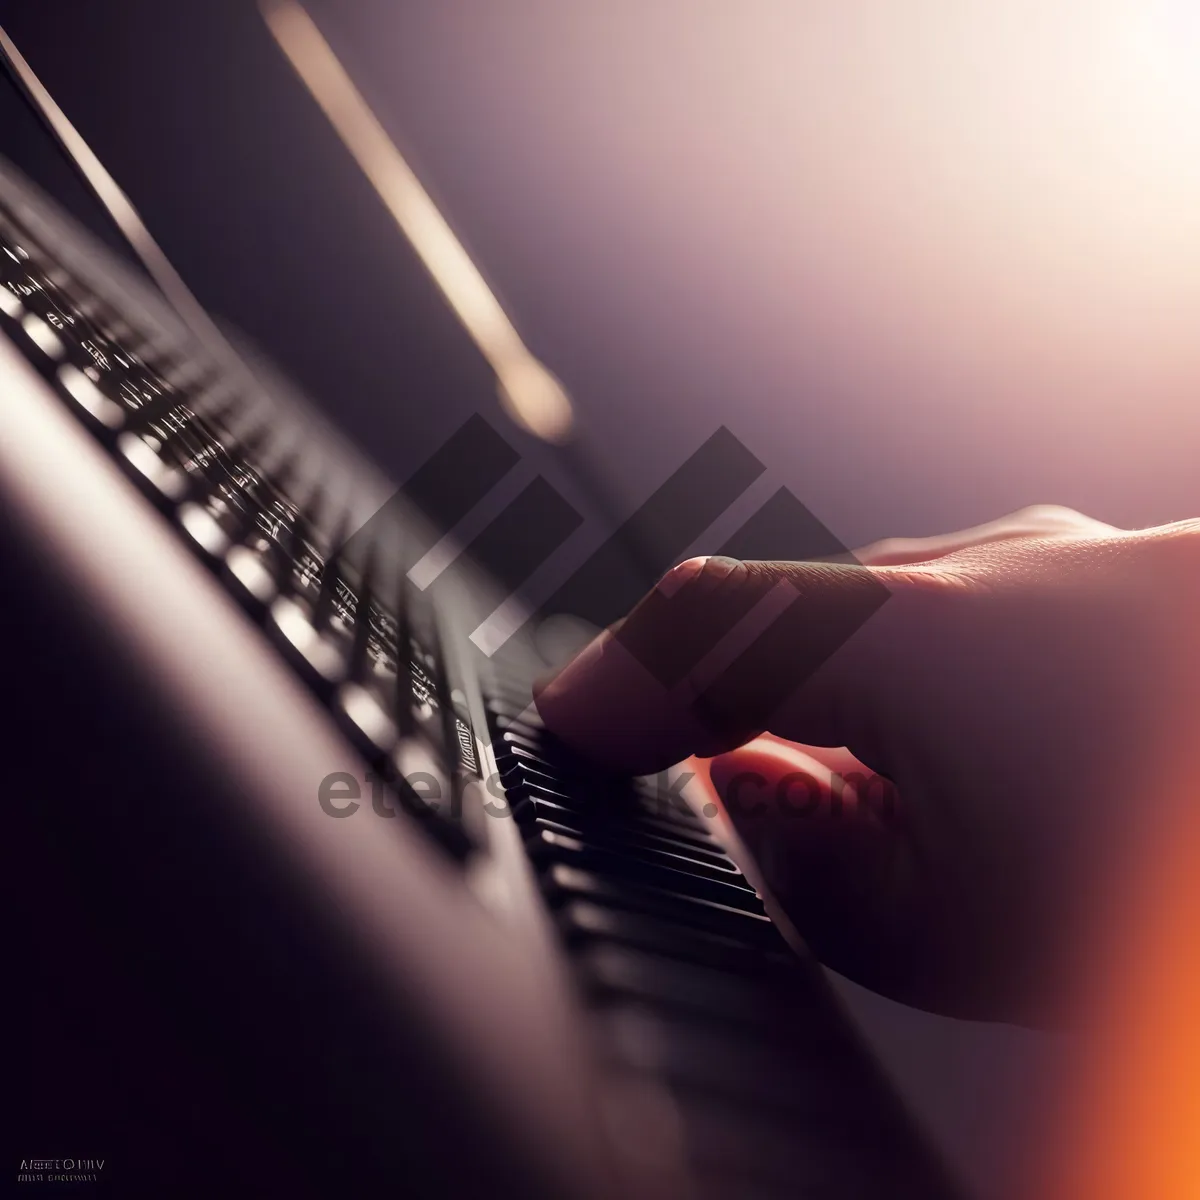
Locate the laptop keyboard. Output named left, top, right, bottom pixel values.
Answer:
left=0, top=181, right=959, bottom=1199
left=0, top=205, right=477, bottom=860
left=479, top=679, right=954, bottom=1197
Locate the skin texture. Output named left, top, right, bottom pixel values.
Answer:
left=535, top=506, right=1200, bottom=1027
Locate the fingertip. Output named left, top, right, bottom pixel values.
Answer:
left=532, top=554, right=787, bottom=773
left=532, top=629, right=704, bottom=775
left=656, top=555, right=711, bottom=598
left=707, top=745, right=764, bottom=797
left=708, top=739, right=832, bottom=797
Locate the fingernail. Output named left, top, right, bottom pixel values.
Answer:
left=657, top=556, right=710, bottom=599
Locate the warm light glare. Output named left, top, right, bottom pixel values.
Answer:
left=1036, top=800, right=1200, bottom=1200
left=261, top=0, right=575, bottom=443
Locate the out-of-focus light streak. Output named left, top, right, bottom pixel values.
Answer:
left=261, top=0, right=574, bottom=444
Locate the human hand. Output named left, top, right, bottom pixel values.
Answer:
left=534, top=506, right=1200, bottom=1025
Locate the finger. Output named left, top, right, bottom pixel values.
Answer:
left=534, top=555, right=895, bottom=775
left=747, top=733, right=871, bottom=779
left=708, top=738, right=1030, bottom=1018
left=853, top=504, right=1116, bottom=567
left=704, top=739, right=942, bottom=1008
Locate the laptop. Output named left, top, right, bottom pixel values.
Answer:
left=3, top=35, right=962, bottom=1200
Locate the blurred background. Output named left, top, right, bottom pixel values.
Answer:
left=5, top=1, right=1198, bottom=1194
left=5, top=0, right=1200, bottom=544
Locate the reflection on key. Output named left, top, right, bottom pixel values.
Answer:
left=339, top=681, right=398, bottom=753
left=226, top=543, right=277, bottom=603
left=59, top=364, right=123, bottom=428
left=179, top=502, right=231, bottom=557
left=118, top=431, right=186, bottom=499
left=271, top=595, right=344, bottom=680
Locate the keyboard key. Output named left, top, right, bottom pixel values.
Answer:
left=530, top=812, right=735, bottom=871
left=515, top=792, right=723, bottom=855
left=529, top=815, right=739, bottom=882
left=541, top=863, right=775, bottom=943
left=558, top=902, right=793, bottom=976
left=504, top=768, right=710, bottom=836
left=527, top=828, right=759, bottom=910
